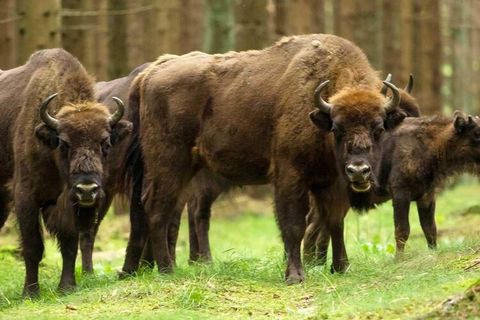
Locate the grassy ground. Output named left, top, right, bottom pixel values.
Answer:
left=0, top=181, right=479, bottom=319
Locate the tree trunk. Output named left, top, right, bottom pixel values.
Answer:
left=179, top=0, right=205, bottom=53
left=94, top=0, right=109, bottom=80
left=287, top=0, right=325, bottom=35
left=108, top=0, right=128, bottom=78
left=204, top=0, right=234, bottom=53
left=381, top=0, right=402, bottom=82
left=399, top=0, right=414, bottom=89
left=0, top=0, right=17, bottom=68
left=16, top=0, right=61, bottom=63
left=413, top=0, right=442, bottom=115
left=273, top=0, right=287, bottom=38
left=234, top=0, right=268, bottom=51
left=334, top=0, right=380, bottom=68
left=126, top=0, right=147, bottom=70
left=62, top=0, right=96, bottom=74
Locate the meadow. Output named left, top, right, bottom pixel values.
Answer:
left=0, top=180, right=479, bottom=319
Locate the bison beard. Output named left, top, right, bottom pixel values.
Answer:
left=122, top=34, right=411, bottom=284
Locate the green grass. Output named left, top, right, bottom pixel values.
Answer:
left=0, top=181, right=479, bottom=319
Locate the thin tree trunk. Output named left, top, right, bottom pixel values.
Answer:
left=399, top=0, right=413, bottom=88
left=62, top=0, right=96, bottom=73
left=16, top=0, right=61, bottom=63
left=126, top=0, right=147, bottom=70
left=413, top=0, right=442, bottom=115
left=179, top=0, right=205, bottom=53
left=108, top=0, right=128, bottom=78
left=381, top=0, right=401, bottom=81
left=287, top=0, right=325, bottom=35
left=94, top=0, right=109, bottom=80
left=234, top=0, right=268, bottom=51
left=0, top=0, right=17, bottom=68
left=204, top=0, right=234, bottom=53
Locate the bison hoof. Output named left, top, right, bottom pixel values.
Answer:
left=330, top=261, right=349, bottom=273
left=285, top=270, right=305, bottom=285
left=82, top=266, right=94, bottom=274
left=22, top=284, right=40, bottom=298
left=188, top=255, right=213, bottom=265
left=118, top=269, right=137, bottom=279
left=58, top=282, right=76, bottom=294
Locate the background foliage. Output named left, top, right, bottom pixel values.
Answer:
left=0, top=0, right=480, bottom=114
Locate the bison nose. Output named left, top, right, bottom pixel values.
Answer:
left=75, top=183, right=99, bottom=206
left=75, top=183, right=99, bottom=195
left=345, top=163, right=371, bottom=181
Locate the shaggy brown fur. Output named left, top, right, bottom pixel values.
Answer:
left=125, top=34, right=411, bottom=284
left=6, top=49, right=132, bottom=297
left=304, top=112, right=480, bottom=261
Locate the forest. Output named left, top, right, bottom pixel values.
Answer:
left=0, top=0, right=479, bottom=114
left=0, top=0, right=479, bottom=319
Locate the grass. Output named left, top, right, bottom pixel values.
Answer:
left=0, top=181, right=479, bottom=319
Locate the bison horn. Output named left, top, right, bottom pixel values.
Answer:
left=109, top=97, right=125, bottom=126
left=39, top=93, right=59, bottom=130
left=382, top=81, right=400, bottom=113
left=380, top=73, right=392, bottom=96
left=314, top=80, right=334, bottom=114
left=405, top=74, right=414, bottom=93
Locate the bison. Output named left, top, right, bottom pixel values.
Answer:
left=124, top=34, right=413, bottom=284
left=68, top=62, right=153, bottom=275
left=304, top=111, right=480, bottom=261
left=4, top=49, right=132, bottom=296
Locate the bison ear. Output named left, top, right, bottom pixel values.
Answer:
left=35, top=124, right=59, bottom=149
left=453, top=111, right=470, bottom=134
left=111, top=120, right=133, bottom=145
left=309, top=110, right=332, bottom=131
left=384, top=110, right=406, bottom=130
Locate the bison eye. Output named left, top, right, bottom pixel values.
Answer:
left=101, top=138, right=111, bottom=157
left=59, top=139, right=70, bottom=155
left=331, top=124, right=344, bottom=140
left=373, top=126, right=385, bottom=140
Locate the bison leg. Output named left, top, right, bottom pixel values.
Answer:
left=328, top=220, right=348, bottom=273
left=167, top=203, right=184, bottom=265
left=0, top=186, right=11, bottom=230
left=416, top=193, right=437, bottom=249
left=304, top=206, right=330, bottom=265
left=122, top=176, right=149, bottom=276
left=80, top=193, right=113, bottom=274
left=57, top=232, right=79, bottom=292
left=139, top=238, right=154, bottom=268
left=188, top=193, right=216, bottom=263
left=310, top=185, right=349, bottom=272
left=16, top=193, right=43, bottom=297
left=187, top=197, right=201, bottom=262
left=273, top=170, right=309, bottom=284
left=79, top=227, right=97, bottom=274
left=146, top=190, right=178, bottom=273
left=392, top=194, right=411, bottom=256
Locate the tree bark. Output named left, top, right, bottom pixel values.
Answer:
left=234, top=0, right=268, bottom=51
left=413, top=0, right=442, bottom=115
left=94, top=0, right=109, bottom=80
left=17, top=0, right=61, bottom=63
left=0, top=0, right=18, bottom=68
left=62, top=0, right=96, bottom=74
left=204, top=0, right=234, bottom=53
left=108, top=0, right=128, bottom=78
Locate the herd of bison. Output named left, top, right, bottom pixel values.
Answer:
left=0, top=33, right=478, bottom=297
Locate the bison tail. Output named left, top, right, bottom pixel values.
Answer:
left=119, top=76, right=144, bottom=200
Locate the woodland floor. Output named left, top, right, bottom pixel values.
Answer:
left=0, top=180, right=479, bottom=319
